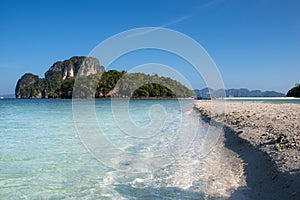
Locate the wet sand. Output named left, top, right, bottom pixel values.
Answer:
left=194, top=101, right=300, bottom=199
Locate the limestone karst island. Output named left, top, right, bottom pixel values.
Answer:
left=15, top=56, right=194, bottom=99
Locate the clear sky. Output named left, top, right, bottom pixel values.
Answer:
left=1, top=0, right=299, bottom=94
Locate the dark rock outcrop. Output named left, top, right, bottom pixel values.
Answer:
left=15, top=73, right=40, bottom=98
left=286, top=84, right=300, bottom=97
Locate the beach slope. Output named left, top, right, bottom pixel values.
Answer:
left=194, top=101, right=300, bottom=199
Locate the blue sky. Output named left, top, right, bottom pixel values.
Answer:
left=0, top=0, right=299, bottom=94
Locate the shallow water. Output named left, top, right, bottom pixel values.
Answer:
left=0, top=99, right=243, bottom=199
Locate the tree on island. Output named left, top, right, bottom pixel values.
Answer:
left=15, top=56, right=194, bottom=99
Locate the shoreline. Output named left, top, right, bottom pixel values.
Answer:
left=194, top=101, right=300, bottom=199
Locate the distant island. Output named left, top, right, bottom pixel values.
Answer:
left=15, top=56, right=294, bottom=99
left=194, top=88, right=285, bottom=98
left=15, top=56, right=194, bottom=99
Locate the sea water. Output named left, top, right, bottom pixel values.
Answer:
left=0, top=99, right=240, bottom=199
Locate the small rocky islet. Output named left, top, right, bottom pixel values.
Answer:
left=287, top=84, right=300, bottom=98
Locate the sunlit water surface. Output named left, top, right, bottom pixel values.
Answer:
left=0, top=99, right=244, bottom=199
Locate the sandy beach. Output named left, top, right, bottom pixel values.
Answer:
left=194, top=101, right=300, bottom=199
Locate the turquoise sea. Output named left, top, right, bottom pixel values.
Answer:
left=1, top=97, right=299, bottom=199
left=0, top=99, right=227, bottom=199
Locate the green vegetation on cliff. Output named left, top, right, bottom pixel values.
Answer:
left=111, top=72, right=194, bottom=98
left=286, top=84, right=300, bottom=98
left=133, top=83, right=175, bottom=97
left=15, top=57, right=194, bottom=98
left=15, top=56, right=104, bottom=98
left=15, top=73, right=41, bottom=98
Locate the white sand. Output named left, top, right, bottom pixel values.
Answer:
left=194, top=101, right=300, bottom=199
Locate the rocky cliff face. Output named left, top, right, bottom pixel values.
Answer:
left=45, top=56, right=103, bottom=80
left=15, top=56, right=104, bottom=98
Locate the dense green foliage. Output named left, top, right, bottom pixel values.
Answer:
left=15, top=57, right=194, bottom=98
left=132, top=83, right=175, bottom=97
left=114, top=72, right=194, bottom=98
left=16, top=70, right=194, bottom=98
left=96, top=70, right=126, bottom=97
